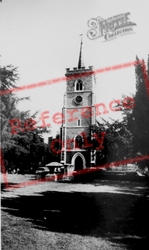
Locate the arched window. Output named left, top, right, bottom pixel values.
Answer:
left=73, top=135, right=83, bottom=149
left=75, top=79, right=83, bottom=91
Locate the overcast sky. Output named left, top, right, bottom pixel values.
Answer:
left=0, top=0, right=149, bottom=141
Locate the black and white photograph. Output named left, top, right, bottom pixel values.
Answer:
left=0, top=0, right=149, bottom=249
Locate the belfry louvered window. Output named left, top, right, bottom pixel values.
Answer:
left=75, top=79, right=83, bottom=91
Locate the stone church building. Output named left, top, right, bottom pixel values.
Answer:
left=60, top=40, right=97, bottom=173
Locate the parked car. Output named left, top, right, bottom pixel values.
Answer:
left=35, top=167, right=50, bottom=179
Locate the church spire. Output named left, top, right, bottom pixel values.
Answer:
left=78, top=34, right=83, bottom=69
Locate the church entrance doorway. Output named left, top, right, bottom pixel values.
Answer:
left=74, top=156, right=83, bottom=171
left=71, top=152, right=86, bottom=173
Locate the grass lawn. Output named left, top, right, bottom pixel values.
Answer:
left=1, top=172, right=149, bottom=250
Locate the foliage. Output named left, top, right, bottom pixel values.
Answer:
left=126, top=56, right=149, bottom=169
left=0, top=64, right=51, bottom=172
left=130, top=57, right=149, bottom=155
left=95, top=56, right=149, bottom=170
left=91, top=118, right=133, bottom=166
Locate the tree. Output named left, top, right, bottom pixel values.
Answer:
left=126, top=57, right=149, bottom=169
left=114, top=56, right=149, bottom=170
left=91, top=118, right=133, bottom=166
left=0, top=64, right=51, bottom=172
left=131, top=57, right=149, bottom=155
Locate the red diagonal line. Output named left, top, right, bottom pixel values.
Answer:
left=1, top=59, right=147, bottom=190
left=5, top=154, right=149, bottom=190
left=0, top=60, right=143, bottom=96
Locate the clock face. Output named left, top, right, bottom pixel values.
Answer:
left=74, top=95, right=83, bottom=105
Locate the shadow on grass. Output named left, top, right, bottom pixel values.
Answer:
left=1, top=175, right=149, bottom=250
left=1, top=182, right=19, bottom=192
left=68, top=171, right=149, bottom=184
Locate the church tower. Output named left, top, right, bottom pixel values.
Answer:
left=60, top=40, right=96, bottom=173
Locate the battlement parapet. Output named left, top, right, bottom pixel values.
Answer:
left=65, top=66, right=94, bottom=77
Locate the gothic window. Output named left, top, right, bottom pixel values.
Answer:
left=74, top=135, right=83, bottom=149
left=75, top=79, right=83, bottom=91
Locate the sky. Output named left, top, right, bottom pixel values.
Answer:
left=0, top=0, right=149, bottom=142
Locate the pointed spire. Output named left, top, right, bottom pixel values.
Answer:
left=78, top=34, right=83, bottom=69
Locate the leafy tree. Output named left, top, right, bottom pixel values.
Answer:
left=0, top=64, right=51, bottom=172
left=131, top=57, right=149, bottom=155
left=91, top=118, right=133, bottom=166
left=111, top=56, right=149, bottom=170
left=126, top=57, right=149, bottom=169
